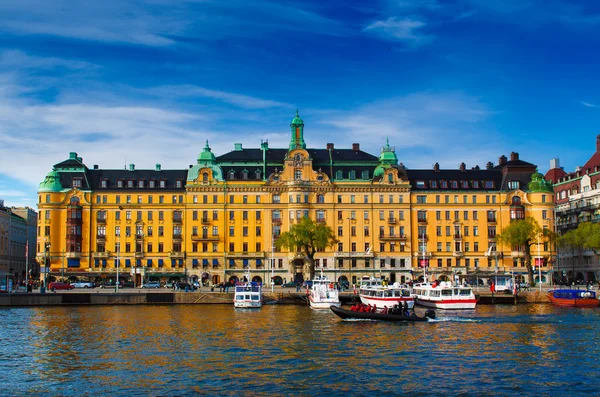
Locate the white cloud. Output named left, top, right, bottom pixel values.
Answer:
left=364, top=17, right=432, bottom=45
left=581, top=101, right=597, bottom=108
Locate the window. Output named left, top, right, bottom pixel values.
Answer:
left=508, top=181, right=519, bottom=190
left=294, top=170, right=302, bottom=180
left=273, top=194, right=280, bottom=203
left=416, top=195, right=426, bottom=203
left=127, top=180, right=134, bottom=188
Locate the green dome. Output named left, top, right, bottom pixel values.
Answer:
left=379, top=138, right=398, bottom=165
left=38, top=169, right=63, bottom=192
left=373, top=164, right=389, bottom=178
left=197, top=140, right=216, bottom=163
left=291, top=109, right=304, bottom=125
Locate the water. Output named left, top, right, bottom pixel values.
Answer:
left=1, top=304, right=599, bottom=396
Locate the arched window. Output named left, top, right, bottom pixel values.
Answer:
left=362, top=170, right=369, bottom=179
left=242, top=170, right=249, bottom=180
left=349, top=170, right=356, bottom=180
left=294, top=170, right=302, bottom=181
left=202, top=173, right=208, bottom=183
left=336, top=170, right=343, bottom=180
left=70, top=197, right=80, bottom=205
left=388, top=173, right=393, bottom=183
left=228, top=170, right=235, bottom=180
left=511, top=196, right=521, bottom=205
left=255, top=170, right=261, bottom=180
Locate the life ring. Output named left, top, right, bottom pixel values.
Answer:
left=329, top=283, right=334, bottom=289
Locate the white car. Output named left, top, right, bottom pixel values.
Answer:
left=71, top=281, right=95, bottom=288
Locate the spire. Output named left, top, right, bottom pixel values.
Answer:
left=289, top=110, right=306, bottom=150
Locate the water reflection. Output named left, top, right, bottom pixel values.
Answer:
left=2, top=304, right=600, bottom=396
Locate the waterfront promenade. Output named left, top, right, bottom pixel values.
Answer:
left=0, top=285, right=565, bottom=306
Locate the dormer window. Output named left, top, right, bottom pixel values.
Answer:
left=72, top=178, right=82, bottom=188
left=128, top=180, right=134, bottom=188
left=362, top=170, right=369, bottom=179
left=202, top=173, right=208, bottom=183
left=255, top=170, right=261, bottom=180
left=149, top=180, right=155, bottom=188
left=159, top=180, right=166, bottom=188
left=349, top=170, right=356, bottom=180
left=317, top=174, right=323, bottom=181
left=118, top=180, right=124, bottom=188
left=451, top=181, right=458, bottom=188
left=484, top=181, right=494, bottom=189
left=388, top=173, right=393, bottom=183
left=430, top=181, right=438, bottom=188
left=138, top=180, right=144, bottom=188
left=176, top=180, right=182, bottom=188
left=508, top=181, right=519, bottom=190
left=242, top=170, right=248, bottom=180
left=416, top=181, right=425, bottom=188
left=461, top=181, right=469, bottom=189
left=472, top=181, right=479, bottom=188
left=441, top=180, right=448, bottom=188
left=273, top=175, right=279, bottom=181
left=228, top=170, right=235, bottom=180
left=336, top=170, right=343, bottom=180
left=101, top=180, right=107, bottom=188
left=294, top=170, right=302, bottom=181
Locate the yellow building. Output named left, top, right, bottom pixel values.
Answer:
left=36, top=112, right=555, bottom=287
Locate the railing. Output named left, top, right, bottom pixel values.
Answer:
left=387, top=218, right=397, bottom=224
left=168, top=251, right=185, bottom=259
left=66, top=252, right=81, bottom=258
left=379, top=234, right=407, bottom=241
left=452, top=251, right=464, bottom=257
left=96, top=234, right=106, bottom=240
left=201, top=218, right=211, bottom=224
left=97, top=217, right=106, bottom=224
left=191, top=234, right=219, bottom=241
left=417, top=217, right=427, bottom=224
left=487, top=217, right=497, bottom=223
left=135, top=252, right=144, bottom=258
left=173, top=233, right=183, bottom=240
left=92, top=251, right=110, bottom=258
left=510, top=251, right=525, bottom=258
left=225, top=252, right=266, bottom=258
left=172, top=216, right=183, bottom=223
left=333, top=251, right=374, bottom=258
left=272, top=218, right=282, bottom=225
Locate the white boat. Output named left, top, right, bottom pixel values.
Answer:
left=358, top=276, right=414, bottom=310
left=411, top=281, right=477, bottom=309
left=308, top=274, right=340, bottom=309
left=233, top=269, right=262, bottom=308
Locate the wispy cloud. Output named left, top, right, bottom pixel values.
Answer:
left=581, top=101, right=597, bottom=108
left=364, top=17, right=432, bottom=45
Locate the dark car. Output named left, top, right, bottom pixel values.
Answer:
left=48, top=282, right=74, bottom=291
left=176, top=282, right=196, bottom=291
left=340, top=281, right=350, bottom=290
left=281, top=281, right=297, bottom=288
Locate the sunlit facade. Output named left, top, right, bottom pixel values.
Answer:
left=37, top=112, right=555, bottom=286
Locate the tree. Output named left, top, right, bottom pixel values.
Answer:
left=558, top=222, right=600, bottom=283
left=275, top=217, right=338, bottom=281
left=496, top=217, right=554, bottom=286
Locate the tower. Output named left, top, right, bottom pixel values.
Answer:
left=289, top=109, right=306, bottom=150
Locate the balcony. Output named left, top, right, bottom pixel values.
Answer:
left=173, top=233, right=183, bottom=241
left=379, top=234, right=407, bottom=241
left=418, top=234, right=429, bottom=241
left=66, top=252, right=81, bottom=259
left=191, top=234, right=220, bottom=241
left=417, top=217, right=428, bottom=224
left=510, top=251, right=525, bottom=258
left=453, top=234, right=462, bottom=240
left=135, top=234, right=144, bottom=241
left=172, top=216, right=183, bottom=224
left=97, top=217, right=107, bottom=224
left=97, top=234, right=106, bottom=240
left=413, top=251, right=432, bottom=258
left=272, top=218, right=282, bottom=225
left=135, top=252, right=144, bottom=259
left=201, top=218, right=211, bottom=225
left=92, top=251, right=110, bottom=259
left=487, top=217, right=497, bottom=223
left=225, top=252, right=266, bottom=258
left=453, top=251, right=464, bottom=257
left=387, top=217, right=397, bottom=224
left=333, top=251, right=374, bottom=258
left=168, top=251, right=185, bottom=259
left=316, top=218, right=326, bottom=224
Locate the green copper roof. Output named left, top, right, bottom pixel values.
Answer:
left=291, top=109, right=304, bottom=125
left=38, top=169, right=63, bottom=192
left=528, top=169, right=554, bottom=192
left=373, top=164, right=389, bottom=178
left=198, top=140, right=216, bottom=163
left=379, top=138, right=398, bottom=165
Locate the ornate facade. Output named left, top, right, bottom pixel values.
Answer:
left=37, top=112, right=555, bottom=286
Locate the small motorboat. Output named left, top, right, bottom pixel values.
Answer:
left=330, top=305, right=436, bottom=322
left=547, top=289, right=599, bottom=308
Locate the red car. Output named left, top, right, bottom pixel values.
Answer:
left=48, top=282, right=75, bottom=291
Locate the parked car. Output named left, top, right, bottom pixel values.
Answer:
left=71, top=281, right=95, bottom=288
left=100, top=281, right=122, bottom=288
left=175, top=282, right=196, bottom=291
left=281, top=281, right=297, bottom=288
left=48, top=282, right=75, bottom=291
left=141, top=282, right=161, bottom=289
left=122, top=282, right=135, bottom=288
left=164, top=281, right=176, bottom=289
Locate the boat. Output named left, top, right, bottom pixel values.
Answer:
left=308, top=274, right=340, bottom=309
left=411, top=280, right=477, bottom=310
left=547, top=289, right=599, bottom=308
left=358, top=276, right=414, bottom=309
left=233, top=269, right=262, bottom=308
left=330, top=305, right=436, bottom=322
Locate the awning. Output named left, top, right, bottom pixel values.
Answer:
left=256, top=259, right=262, bottom=266
left=213, top=259, right=219, bottom=267
left=147, top=259, right=153, bottom=266
left=148, top=273, right=185, bottom=277
left=192, top=259, right=199, bottom=266
left=202, top=259, right=209, bottom=266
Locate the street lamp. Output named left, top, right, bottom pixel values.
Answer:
left=116, top=232, right=120, bottom=293
left=43, top=238, right=50, bottom=294
left=537, top=232, right=542, bottom=293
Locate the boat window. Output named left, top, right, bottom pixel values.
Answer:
left=459, top=289, right=471, bottom=296
left=384, top=290, right=392, bottom=297
left=377, top=291, right=384, bottom=297
left=402, top=290, right=410, bottom=297
left=442, top=290, right=453, bottom=296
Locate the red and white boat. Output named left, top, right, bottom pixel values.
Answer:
left=308, top=275, right=340, bottom=310
left=547, top=289, right=599, bottom=308
left=411, top=281, right=477, bottom=310
left=358, top=277, right=414, bottom=310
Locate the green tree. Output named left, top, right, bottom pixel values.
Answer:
left=275, top=217, right=338, bottom=280
left=558, top=222, right=600, bottom=282
left=496, top=217, right=554, bottom=286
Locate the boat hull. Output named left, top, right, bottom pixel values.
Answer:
left=309, top=298, right=341, bottom=310
left=330, top=306, right=433, bottom=322
left=359, top=295, right=415, bottom=309
left=234, top=301, right=263, bottom=308
left=547, top=291, right=599, bottom=308
left=415, top=298, right=477, bottom=310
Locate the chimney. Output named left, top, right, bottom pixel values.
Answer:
left=189, top=165, right=193, bottom=169
left=128, top=163, right=135, bottom=171
left=597, top=134, right=600, bottom=152
left=473, top=165, right=480, bottom=170
left=352, top=143, right=360, bottom=151
left=549, top=158, right=560, bottom=170
left=326, top=143, right=334, bottom=150
left=93, top=164, right=98, bottom=170
left=498, top=155, right=507, bottom=166
left=156, top=164, right=161, bottom=171
left=234, top=143, right=243, bottom=151
left=433, top=162, right=440, bottom=172
left=69, top=152, right=77, bottom=159
left=486, top=161, right=494, bottom=170
left=510, top=152, right=519, bottom=161
left=459, top=162, right=466, bottom=172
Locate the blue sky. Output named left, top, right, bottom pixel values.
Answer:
left=1, top=0, right=600, bottom=208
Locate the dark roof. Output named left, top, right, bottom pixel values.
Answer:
left=406, top=169, right=504, bottom=191
left=54, top=158, right=88, bottom=169
left=87, top=169, right=188, bottom=190
left=217, top=148, right=379, bottom=164
left=493, top=159, right=536, bottom=169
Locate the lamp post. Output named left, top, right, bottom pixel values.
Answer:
left=116, top=232, right=120, bottom=293
left=347, top=217, right=351, bottom=289
left=271, top=235, right=275, bottom=293
left=43, top=238, right=49, bottom=294
left=537, top=232, right=542, bottom=293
